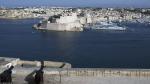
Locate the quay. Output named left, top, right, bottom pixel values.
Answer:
left=0, top=57, right=150, bottom=84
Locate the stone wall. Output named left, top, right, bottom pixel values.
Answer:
left=1, top=68, right=150, bottom=84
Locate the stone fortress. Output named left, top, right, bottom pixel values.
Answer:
left=34, top=13, right=85, bottom=31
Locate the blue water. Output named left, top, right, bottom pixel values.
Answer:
left=0, top=19, right=150, bottom=68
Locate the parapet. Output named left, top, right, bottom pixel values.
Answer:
left=0, top=57, right=20, bottom=68
left=0, top=57, right=71, bottom=69
left=1, top=57, right=150, bottom=84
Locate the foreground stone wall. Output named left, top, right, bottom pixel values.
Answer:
left=0, top=57, right=150, bottom=84
left=1, top=68, right=150, bottom=84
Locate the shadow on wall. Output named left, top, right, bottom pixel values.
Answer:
left=25, top=70, right=37, bottom=84
left=25, top=61, right=44, bottom=84
left=0, top=66, right=14, bottom=83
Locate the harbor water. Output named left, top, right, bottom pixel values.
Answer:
left=0, top=19, right=150, bottom=68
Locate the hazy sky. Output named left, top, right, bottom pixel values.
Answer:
left=0, top=0, right=150, bottom=8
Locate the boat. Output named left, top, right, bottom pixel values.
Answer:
left=91, top=21, right=126, bottom=30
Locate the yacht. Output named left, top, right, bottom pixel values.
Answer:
left=91, top=21, right=126, bottom=31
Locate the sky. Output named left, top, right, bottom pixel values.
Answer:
left=0, top=0, right=150, bottom=8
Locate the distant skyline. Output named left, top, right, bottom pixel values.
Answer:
left=0, top=0, right=150, bottom=8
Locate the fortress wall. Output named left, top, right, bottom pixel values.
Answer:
left=46, top=23, right=67, bottom=31
left=46, top=23, right=83, bottom=31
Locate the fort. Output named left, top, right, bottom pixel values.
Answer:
left=0, top=57, right=150, bottom=84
